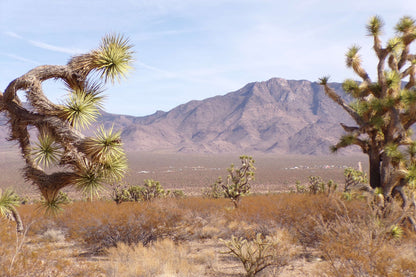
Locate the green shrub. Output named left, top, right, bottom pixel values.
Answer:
left=111, top=179, right=171, bottom=203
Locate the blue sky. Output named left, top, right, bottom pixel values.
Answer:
left=1, top=0, right=415, bottom=116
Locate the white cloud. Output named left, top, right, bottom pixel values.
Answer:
left=4, top=31, right=22, bottom=39
left=1, top=53, right=40, bottom=65
left=27, top=39, right=83, bottom=55
left=4, top=31, right=85, bottom=55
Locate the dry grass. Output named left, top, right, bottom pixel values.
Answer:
left=317, top=215, right=416, bottom=276
left=1, top=192, right=415, bottom=276
left=105, top=239, right=210, bottom=276
left=0, top=219, right=103, bottom=277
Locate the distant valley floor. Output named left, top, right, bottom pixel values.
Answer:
left=0, top=147, right=367, bottom=199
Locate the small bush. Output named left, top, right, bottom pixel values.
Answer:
left=42, top=228, right=66, bottom=242
left=202, top=179, right=224, bottom=199
left=111, top=179, right=172, bottom=204
left=221, top=231, right=295, bottom=277
left=307, top=176, right=338, bottom=194
left=344, top=167, right=369, bottom=192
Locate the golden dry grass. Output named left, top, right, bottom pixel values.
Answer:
left=1, top=192, right=415, bottom=276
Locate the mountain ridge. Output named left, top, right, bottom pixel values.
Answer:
left=95, top=77, right=354, bottom=154
left=0, top=77, right=355, bottom=155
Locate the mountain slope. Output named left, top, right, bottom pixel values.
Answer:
left=0, top=78, right=354, bottom=155
left=102, top=78, right=353, bottom=154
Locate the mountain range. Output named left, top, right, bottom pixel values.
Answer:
left=0, top=78, right=355, bottom=155
left=98, top=77, right=354, bottom=155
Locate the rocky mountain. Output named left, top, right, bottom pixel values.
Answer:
left=0, top=78, right=355, bottom=155
left=97, top=78, right=354, bottom=155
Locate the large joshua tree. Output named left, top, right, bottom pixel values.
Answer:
left=0, top=34, right=133, bottom=209
left=319, top=16, right=416, bottom=206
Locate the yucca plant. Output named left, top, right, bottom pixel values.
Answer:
left=0, top=189, right=23, bottom=233
left=0, top=34, right=133, bottom=212
left=320, top=16, right=416, bottom=229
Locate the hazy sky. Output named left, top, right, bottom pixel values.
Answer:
left=1, top=0, right=415, bottom=116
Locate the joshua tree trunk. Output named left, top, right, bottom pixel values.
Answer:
left=368, top=148, right=381, bottom=189
left=9, top=207, right=23, bottom=233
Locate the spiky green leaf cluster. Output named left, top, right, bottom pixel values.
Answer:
left=75, top=164, right=105, bottom=200
left=385, top=143, right=404, bottom=165
left=387, top=37, right=403, bottom=53
left=32, top=132, right=62, bottom=168
left=318, top=76, right=330, bottom=85
left=395, top=16, right=416, bottom=34
left=0, top=189, right=20, bottom=218
left=85, top=125, right=124, bottom=162
left=367, top=15, right=384, bottom=36
left=94, top=34, right=134, bottom=83
left=346, top=45, right=361, bottom=68
left=76, top=126, right=127, bottom=198
left=61, top=82, right=104, bottom=129
left=101, top=154, right=128, bottom=182
left=401, top=89, right=416, bottom=105
left=342, top=79, right=360, bottom=97
left=40, top=191, right=71, bottom=216
left=385, top=71, right=401, bottom=90
left=350, top=100, right=369, bottom=117
left=215, top=156, right=256, bottom=207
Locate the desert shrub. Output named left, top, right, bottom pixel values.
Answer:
left=202, top=179, right=224, bottom=199
left=5, top=193, right=416, bottom=276
left=231, top=194, right=370, bottom=247
left=317, top=214, right=416, bottom=276
left=48, top=200, right=197, bottom=253
left=295, top=180, right=307, bottom=193
left=41, top=228, right=66, bottom=243
left=105, top=239, right=209, bottom=276
left=111, top=179, right=175, bottom=204
left=307, top=176, right=338, bottom=195
left=308, top=176, right=325, bottom=194
left=221, top=231, right=296, bottom=277
left=140, top=179, right=166, bottom=201
left=0, top=218, right=102, bottom=277
left=344, top=167, right=369, bottom=192
left=126, top=185, right=145, bottom=201
left=167, top=189, right=185, bottom=199
left=111, top=184, right=132, bottom=204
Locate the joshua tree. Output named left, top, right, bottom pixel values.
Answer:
left=319, top=16, right=416, bottom=209
left=215, top=155, right=256, bottom=208
left=0, top=34, right=133, bottom=209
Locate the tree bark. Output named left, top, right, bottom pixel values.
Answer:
left=9, top=207, right=23, bottom=233
left=369, top=149, right=381, bottom=189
